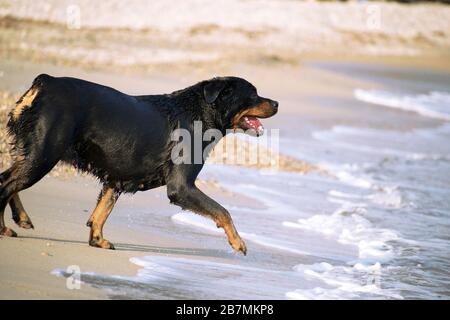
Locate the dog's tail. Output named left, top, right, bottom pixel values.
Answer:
left=6, top=74, right=53, bottom=156
left=7, top=74, right=52, bottom=134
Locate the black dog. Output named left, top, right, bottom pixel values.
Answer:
left=0, top=75, right=278, bottom=254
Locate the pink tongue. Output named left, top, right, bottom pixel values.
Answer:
left=246, top=117, right=262, bottom=129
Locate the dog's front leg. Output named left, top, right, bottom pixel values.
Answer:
left=167, top=183, right=247, bottom=255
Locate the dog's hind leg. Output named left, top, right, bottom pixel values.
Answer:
left=0, top=184, right=16, bottom=237
left=0, top=145, right=65, bottom=237
left=10, top=194, right=34, bottom=229
left=0, top=168, right=34, bottom=229
left=0, top=163, right=56, bottom=236
left=86, top=185, right=120, bottom=250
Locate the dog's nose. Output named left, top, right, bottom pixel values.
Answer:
left=271, top=100, right=279, bottom=110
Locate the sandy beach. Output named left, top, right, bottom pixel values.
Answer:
left=1, top=1, right=450, bottom=300
left=0, top=175, right=255, bottom=299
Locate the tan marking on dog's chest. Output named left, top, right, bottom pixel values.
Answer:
left=13, top=87, right=39, bottom=120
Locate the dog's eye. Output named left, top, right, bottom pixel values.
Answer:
left=221, top=87, right=233, bottom=98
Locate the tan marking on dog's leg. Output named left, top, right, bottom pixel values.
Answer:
left=10, top=194, right=34, bottom=229
left=88, top=186, right=119, bottom=250
left=0, top=194, right=17, bottom=237
left=13, top=87, right=39, bottom=120
left=216, top=215, right=247, bottom=255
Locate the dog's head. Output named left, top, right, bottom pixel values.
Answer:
left=201, top=77, right=278, bottom=136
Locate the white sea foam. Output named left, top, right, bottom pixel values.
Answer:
left=318, top=160, right=405, bottom=209
left=354, top=89, right=450, bottom=121
left=52, top=257, right=404, bottom=299
left=53, top=256, right=303, bottom=299
left=367, top=187, right=403, bottom=208
left=328, top=189, right=364, bottom=199
left=171, top=211, right=219, bottom=233
left=318, top=162, right=374, bottom=189
left=329, top=187, right=403, bottom=209
left=171, top=212, right=310, bottom=255
left=283, top=202, right=399, bottom=264
left=313, top=121, right=450, bottom=163
left=286, top=262, right=403, bottom=300
left=219, top=182, right=299, bottom=215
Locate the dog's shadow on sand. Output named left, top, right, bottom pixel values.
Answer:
left=19, top=235, right=234, bottom=259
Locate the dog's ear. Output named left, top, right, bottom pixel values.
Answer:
left=203, top=80, right=226, bottom=104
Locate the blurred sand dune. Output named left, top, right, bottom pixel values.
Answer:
left=1, top=0, right=449, bottom=71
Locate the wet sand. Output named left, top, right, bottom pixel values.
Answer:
left=0, top=171, right=273, bottom=299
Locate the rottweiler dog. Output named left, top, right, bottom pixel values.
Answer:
left=0, top=75, right=278, bottom=255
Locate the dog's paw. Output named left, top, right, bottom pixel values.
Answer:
left=230, top=237, right=247, bottom=256
left=15, top=218, right=34, bottom=229
left=18, top=220, right=34, bottom=229
left=13, top=212, right=34, bottom=229
left=0, top=227, right=18, bottom=237
left=89, top=238, right=115, bottom=250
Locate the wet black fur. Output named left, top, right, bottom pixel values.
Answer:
left=1, top=74, right=278, bottom=241
left=6, top=74, right=277, bottom=193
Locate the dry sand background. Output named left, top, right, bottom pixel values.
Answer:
left=0, top=0, right=449, bottom=299
left=1, top=0, right=450, bottom=73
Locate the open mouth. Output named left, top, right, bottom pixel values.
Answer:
left=231, top=100, right=277, bottom=137
left=237, top=116, right=264, bottom=136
